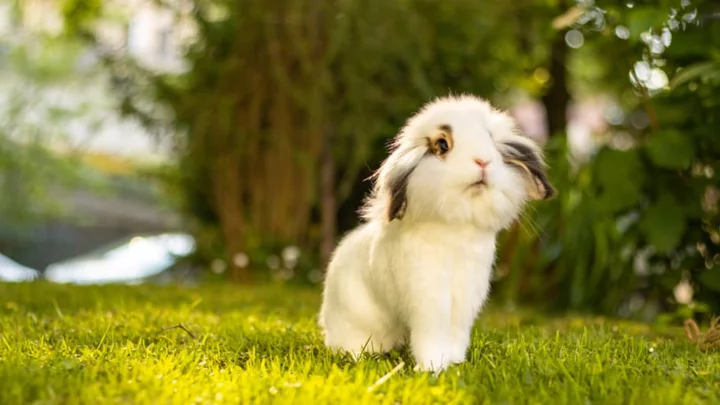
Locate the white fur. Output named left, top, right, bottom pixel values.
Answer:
left=318, top=94, right=549, bottom=372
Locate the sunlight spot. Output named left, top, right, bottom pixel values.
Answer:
left=615, top=25, right=630, bottom=39
left=630, top=62, right=668, bottom=91
left=633, top=61, right=651, bottom=81
left=705, top=166, right=715, bottom=178
left=674, top=279, right=694, bottom=304
left=533, top=67, right=550, bottom=84
left=640, top=30, right=652, bottom=44
left=565, top=29, right=584, bottom=48
left=211, top=259, right=226, bottom=274
left=282, top=245, right=301, bottom=269
left=682, top=8, right=698, bottom=24
left=233, top=252, right=249, bottom=268
left=647, top=68, right=669, bottom=90
left=661, top=27, right=672, bottom=47
left=649, top=37, right=665, bottom=54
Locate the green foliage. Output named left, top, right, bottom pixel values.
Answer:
left=593, top=148, right=645, bottom=213
left=496, top=0, right=720, bottom=317
left=0, top=134, right=79, bottom=228
left=0, top=29, right=89, bottom=228
left=645, top=130, right=695, bottom=170
left=55, top=0, right=720, bottom=313
left=67, top=0, right=567, bottom=278
left=2, top=282, right=720, bottom=405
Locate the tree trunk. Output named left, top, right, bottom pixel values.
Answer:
left=211, top=154, right=253, bottom=284
left=541, top=31, right=570, bottom=138
left=223, top=221, right=252, bottom=284
left=320, top=130, right=337, bottom=268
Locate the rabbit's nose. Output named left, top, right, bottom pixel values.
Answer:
left=473, top=159, right=491, bottom=169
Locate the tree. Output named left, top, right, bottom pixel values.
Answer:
left=494, top=0, right=720, bottom=319
left=0, top=4, right=90, bottom=230
left=63, top=0, right=557, bottom=283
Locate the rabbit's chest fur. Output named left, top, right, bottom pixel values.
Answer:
left=370, top=221, right=496, bottom=328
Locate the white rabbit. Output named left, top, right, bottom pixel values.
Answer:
left=318, top=94, right=555, bottom=372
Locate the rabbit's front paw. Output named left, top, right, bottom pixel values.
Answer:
left=448, top=331, right=471, bottom=365
left=411, top=335, right=454, bottom=373
left=412, top=351, right=453, bottom=373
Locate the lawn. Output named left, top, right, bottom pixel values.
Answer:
left=1, top=282, right=718, bottom=405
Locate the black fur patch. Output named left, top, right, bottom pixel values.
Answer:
left=387, top=167, right=414, bottom=221
left=502, top=141, right=556, bottom=200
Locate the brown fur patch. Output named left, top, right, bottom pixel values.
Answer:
left=428, top=125, right=454, bottom=158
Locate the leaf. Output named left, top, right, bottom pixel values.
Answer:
left=593, top=148, right=644, bottom=213
left=626, top=8, right=668, bottom=43
left=699, top=268, right=720, bottom=293
left=645, top=130, right=695, bottom=170
left=594, top=148, right=643, bottom=190
left=669, top=62, right=720, bottom=90
left=639, top=194, right=686, bottom=254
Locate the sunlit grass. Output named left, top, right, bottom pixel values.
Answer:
left=1, top=282, right=718, bottom=404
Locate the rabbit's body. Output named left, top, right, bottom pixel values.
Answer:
left=320, top=221, right=495, bottom=369
left=319, top=94, right=555, bottom=372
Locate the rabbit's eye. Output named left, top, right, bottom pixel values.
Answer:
left=436, top=138, right=449, bottom=154
left=430, top=125, right=453, bottom=157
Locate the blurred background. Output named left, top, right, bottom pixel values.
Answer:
left=0, top=0, right=718, bottom=323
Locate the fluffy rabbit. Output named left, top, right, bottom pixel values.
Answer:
left=318, top=94, right=555, bottom=372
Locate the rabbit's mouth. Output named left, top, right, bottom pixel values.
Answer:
left=468, top=179, right=488, bottom=190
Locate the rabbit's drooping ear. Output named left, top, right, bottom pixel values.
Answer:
left=386, top=167, right=413, bottom=221
left=501, top=141, right=556, bottom=201
left=369, top=144, right=428, bottom=223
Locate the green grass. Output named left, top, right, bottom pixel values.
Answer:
left=1, top=282, right=718, bottom=405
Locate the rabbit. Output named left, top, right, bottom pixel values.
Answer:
left=318, top=94, right=555, bottom=372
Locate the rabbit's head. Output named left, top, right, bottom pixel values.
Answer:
left=361, top=94, right=555, bottom=231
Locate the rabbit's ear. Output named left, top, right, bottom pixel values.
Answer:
left=386, top=166, right=413, bottom=221
left=501, top=141, right=556, bottom=201
left=370, top=145, right=428, bottom=222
